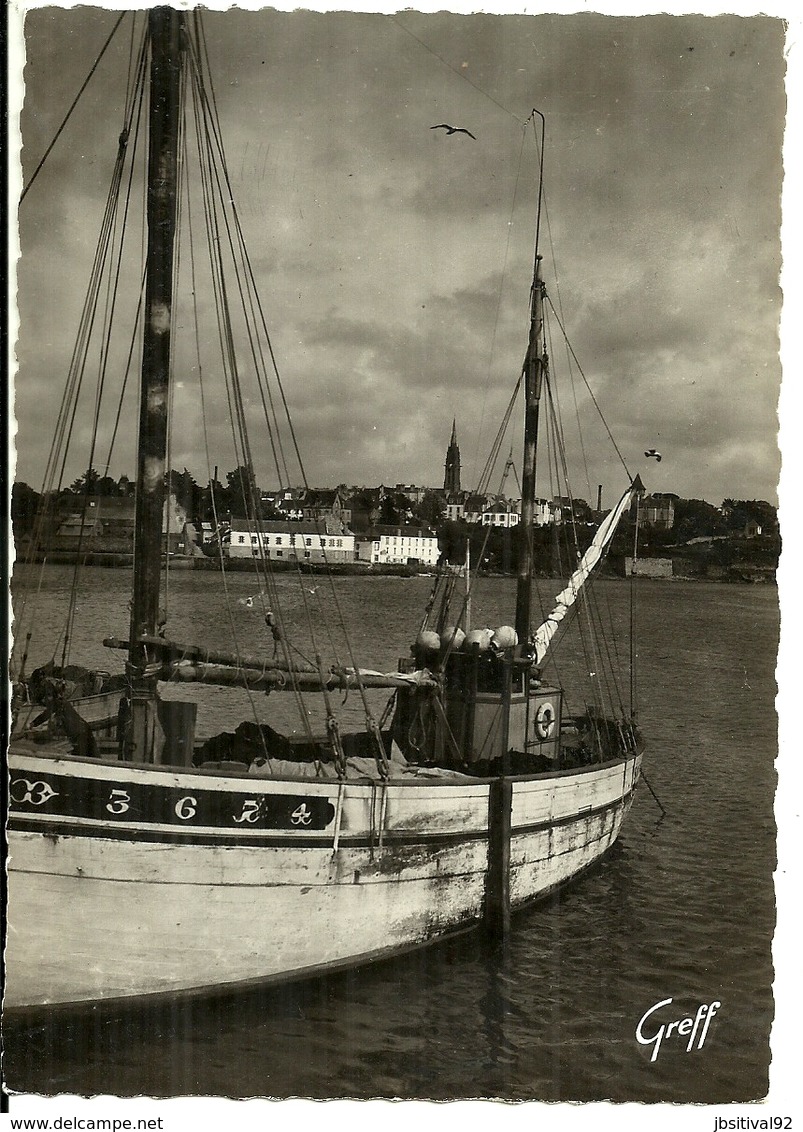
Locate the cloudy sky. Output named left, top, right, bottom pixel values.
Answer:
left=10, top=4, right=788, bottom=508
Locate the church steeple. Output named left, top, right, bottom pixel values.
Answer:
left=444, top=419, right=461, bottom=495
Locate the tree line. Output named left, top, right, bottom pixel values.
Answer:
left=11, top=470, right=778, bottom=552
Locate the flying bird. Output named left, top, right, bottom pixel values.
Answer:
left=430, top=123, right=476, bottom=139
left=644, top=449, right=662, bottom=463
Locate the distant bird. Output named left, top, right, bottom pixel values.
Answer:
left=430, top=123, right=476, bottom=139
left=644, top=449, right=662, bottom=463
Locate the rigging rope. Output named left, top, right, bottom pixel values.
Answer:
left=20, top=13, right=128, bottom=203
left=546, top=296, right=632, bottom=481
left=388, top=16, right=527, bottom=127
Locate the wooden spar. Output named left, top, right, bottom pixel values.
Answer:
left=484, top=655, right=513, bottom=939
left=104, top=635, right=318, bottom=675
left=514, top=253, right=546, bottom=646
left=128, top=8, right=184, bottom=761
left=485, top=777, right=512, bottom=940
left=491, top=126, right=548, bottom=938
left=167, top=663, right=437, bottom=691
left=490, top=256, right=545, bottom=937
left=498, top=254, right=547, bottom=935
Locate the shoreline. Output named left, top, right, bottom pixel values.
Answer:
left=11, top=549, right=777, bottom=584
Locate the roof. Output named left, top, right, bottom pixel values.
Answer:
left=367, top=525, right=438, bottom=538
left=78, top=495, right=138, bottom=516
left=229, top=518, right=353, bottom=536
left=302, top=488, right=343, bottom=508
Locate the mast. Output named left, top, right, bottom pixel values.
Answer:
left=127, top=7, right=184, bottom=761
left=514, top=253, right=547, bottom=645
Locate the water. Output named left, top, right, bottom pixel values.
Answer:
left=5, top=568, right=778, bottom=1102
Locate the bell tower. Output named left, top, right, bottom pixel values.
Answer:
left=444, top=419, right=461, bottom=494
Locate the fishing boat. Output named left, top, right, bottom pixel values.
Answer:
left=7, top=8, right=645, bottom=1014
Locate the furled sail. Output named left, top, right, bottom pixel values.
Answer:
left=530, top=475, right=644, bottom=663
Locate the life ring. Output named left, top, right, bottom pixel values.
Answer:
left=535, top=701, right=556, bottom=740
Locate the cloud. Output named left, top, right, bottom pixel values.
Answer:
left=12, top=8, right=784, bottom=507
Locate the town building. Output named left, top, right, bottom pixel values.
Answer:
left=355, top=525, right=440, bottom=568
left=480, top=501, right=520, bottom=528
left=445, top=496, right=467, bottom=522
left=638, top=493, right=676, bottom=530
left=300, top=488, right=351, bottom=527
left=227, top=519, right=355, bottom=562
left=461, top=494, right=490, bottom=524
left=534, top=498, right=560, bottom=526
left=54, top=493, right=187, bottom=552
left=393, top=484, right=428, bottom=506
left=262, top=488, right=304, bottom=520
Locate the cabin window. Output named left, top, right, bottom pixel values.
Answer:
left=276, top=550, right=283, bottom=557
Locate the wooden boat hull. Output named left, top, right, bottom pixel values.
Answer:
left=6, top=749, right=641, bottom=1012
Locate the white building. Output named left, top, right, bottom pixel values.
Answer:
left=228, top=519, right=354, bottom=562
left=534, top=498, right=561, bottom=526
left=481, top=502, right=520, bottom=528
left=357, top=525, right=440, bottom=568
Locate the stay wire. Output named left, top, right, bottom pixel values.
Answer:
left=546, top=296, right=632, bottom=481
left=20, top=12, right=128, bottom=203
left=187, top=47, right=291, bottom=640
left=471, top=123, right=529, bottom=487
left=185, top=43, right=317, bottom=744
left=188, top=19, right=387, bottom=752
left=101, top=44, right=149, bottom=480
left=188, top=17, right=295, bottom=488
left=61, top=138, right=131, bottom=666
left=183, top=92, right=302, bottom=752
left=388, top=15, right=528, bottom=127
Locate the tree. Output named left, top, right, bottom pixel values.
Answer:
left=95, top=475, right=120, bottom=497
left=673, top=498, right=726, bottom=542
left=379, top=490, right=412, bottom=525
left=564, top=498, right=592, bottom=524
left=168, top=468, right=203, bottom=518
left=11, top=482, right=43, bottom=534
left=721, top=499, right=777, bottom=534
left=414, top=490, right=445, bottom=526
left=225, top=465, right=260, bottom=519
left=203, top=474, right=229, bottom=520
left=68, top=468, right=101, bottom=495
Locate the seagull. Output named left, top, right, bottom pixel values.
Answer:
left=644, top=449, right=662, bottom=462
left=430, top=123, right=476, bottom=139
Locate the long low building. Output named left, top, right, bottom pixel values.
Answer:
left=227, top=519, right=355, bottom=562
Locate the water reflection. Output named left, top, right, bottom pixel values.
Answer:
left=6, top=571, right=778, bottom=1102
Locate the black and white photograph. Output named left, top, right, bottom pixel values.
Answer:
left=4, top=0, right=797, bottom=1121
